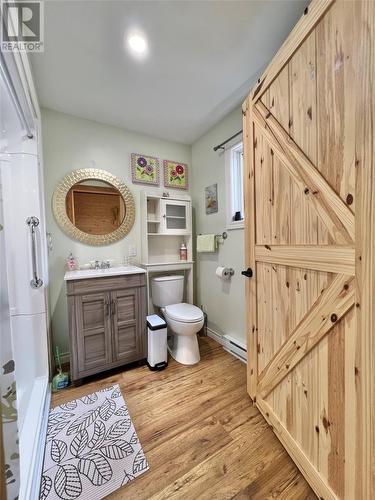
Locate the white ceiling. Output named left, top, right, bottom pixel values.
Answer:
left=31, top=0, right=308, bottom=144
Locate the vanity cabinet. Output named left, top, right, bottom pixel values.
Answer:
left=66, top=272, right=146, bottom=383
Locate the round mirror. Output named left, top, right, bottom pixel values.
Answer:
left=66, top=180, right=126, bottom=235
left=53, top=169, right=135, bottom=245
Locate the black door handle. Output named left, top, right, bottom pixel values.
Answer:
left=241, top=268, right=253, bottom=278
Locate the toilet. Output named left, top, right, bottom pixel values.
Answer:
left=151, top=275, right=204, bottom=365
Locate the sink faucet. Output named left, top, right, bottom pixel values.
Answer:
left=94, top=260, right=110, bottom=270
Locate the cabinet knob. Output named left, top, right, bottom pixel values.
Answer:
left=111, top=299, right=117, bottom=316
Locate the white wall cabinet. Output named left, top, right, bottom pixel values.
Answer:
left=160, top=199, right=191, bottom=235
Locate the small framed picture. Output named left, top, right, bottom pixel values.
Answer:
left=163, top=160, right=188, bottom=190
left=205, top=183, right=218, bottom=214
left=131, top=153, right=160, bottom=186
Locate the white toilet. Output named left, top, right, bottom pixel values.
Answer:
left=151, top=275, right=204, bottom=365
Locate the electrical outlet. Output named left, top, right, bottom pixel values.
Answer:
left=128, top=244, right=137, bottom=257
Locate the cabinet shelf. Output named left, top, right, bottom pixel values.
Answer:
left=147, top=232, right=187, bottom=236
left=143, top=261, right=194, bottom=266
left=147, top=219, right=160, bottom=223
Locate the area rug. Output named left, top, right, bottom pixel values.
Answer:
left=40, top=384, right=149, bottom=500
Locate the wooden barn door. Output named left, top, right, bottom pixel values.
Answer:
left=242, top=1, right=374, bottom=499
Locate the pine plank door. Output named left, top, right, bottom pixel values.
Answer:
left=242, top=1, right=374, bottom=499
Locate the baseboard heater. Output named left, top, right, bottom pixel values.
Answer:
left=223, top=334, right=247, bottom=363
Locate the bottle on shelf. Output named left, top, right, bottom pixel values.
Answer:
left=180, top=242, right=187, bottom=261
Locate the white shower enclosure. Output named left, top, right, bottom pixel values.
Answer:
left=0, top=50, right=50, bottom=499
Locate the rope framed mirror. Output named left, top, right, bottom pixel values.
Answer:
left=52, top=169, right=135, bottom=246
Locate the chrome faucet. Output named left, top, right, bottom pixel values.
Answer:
left=93, top=260, right=111, bottom=270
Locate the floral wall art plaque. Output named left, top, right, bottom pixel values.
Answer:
left=163, top=160, right=188, bottom=190
left=131, top=153, right=160, bottom=186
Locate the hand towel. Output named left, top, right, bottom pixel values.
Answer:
left=197, top=234, right=217, bottom=253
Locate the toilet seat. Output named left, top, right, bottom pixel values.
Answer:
left=164, top=303, right=204, bottom=323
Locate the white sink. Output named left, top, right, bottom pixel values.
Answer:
left=64, top=265, right=146, bottom=281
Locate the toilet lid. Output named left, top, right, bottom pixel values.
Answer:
left=165, top=303, right=204, bottom=323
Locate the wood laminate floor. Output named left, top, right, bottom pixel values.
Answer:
left=52, top=337, right=315, bottom=499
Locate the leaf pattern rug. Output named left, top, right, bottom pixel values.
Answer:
left=40, top=384, right=149, bottom=500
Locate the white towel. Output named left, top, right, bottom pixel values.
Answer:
left=197, top=234, right=217, bottom=253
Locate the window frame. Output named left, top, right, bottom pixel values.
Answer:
left=224, top=138, right=244, bottom=230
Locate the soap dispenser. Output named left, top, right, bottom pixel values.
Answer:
left=67, top=252, right=77, bottom=270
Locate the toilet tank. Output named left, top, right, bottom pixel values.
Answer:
left=151, top=275, right=184, bottom=307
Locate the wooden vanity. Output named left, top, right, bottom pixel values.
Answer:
left=65, top=266, right=147, bottom=383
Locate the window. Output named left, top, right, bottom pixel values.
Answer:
left=225, top=140, right=244, bottom=229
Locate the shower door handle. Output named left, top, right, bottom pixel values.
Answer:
left=26, top=216, right=43, bottom=289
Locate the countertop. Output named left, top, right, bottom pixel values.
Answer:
left=64, top=265, right=146, bottom=281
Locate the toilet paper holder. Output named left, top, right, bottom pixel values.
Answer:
left=216, top=266, right=235, bottom=279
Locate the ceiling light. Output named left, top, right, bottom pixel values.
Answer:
left=127, top=33, right=148, bottom=56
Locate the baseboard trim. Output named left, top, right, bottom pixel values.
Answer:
left=59, top=335, right=246, bottom=366
left=207, top=328, right=247, bottom=364
left=206, top=328, right=224, bottom=345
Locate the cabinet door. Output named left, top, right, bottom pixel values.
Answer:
left=75, top=292, right=112, bottom=373
left=111, top=288, right=146, bottom=363
left=160, top=199, right=191, bottom=234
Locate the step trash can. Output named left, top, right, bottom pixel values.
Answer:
left=147, top=314, right=168, bottom=370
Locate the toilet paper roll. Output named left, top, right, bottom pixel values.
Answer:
left=216, top=266, right=230, bottom=280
